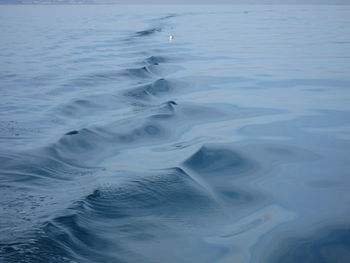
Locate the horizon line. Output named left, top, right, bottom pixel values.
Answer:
left=1, top=3, right=350, bottom=5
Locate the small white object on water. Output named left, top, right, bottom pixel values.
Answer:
left=168, top=35, right=174, bottom=42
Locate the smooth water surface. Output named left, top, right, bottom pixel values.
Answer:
left=1, top=5, right=350, bottom=263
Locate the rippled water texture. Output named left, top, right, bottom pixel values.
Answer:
left=1, top=5, right=350, bottom=263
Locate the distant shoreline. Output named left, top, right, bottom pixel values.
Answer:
left=1, top=3, right=349, bottom=5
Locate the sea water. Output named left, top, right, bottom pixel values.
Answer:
left=0, top=5, right=350, bottom=263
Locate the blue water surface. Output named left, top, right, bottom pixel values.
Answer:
left=0, top=5, right=350, bottom=263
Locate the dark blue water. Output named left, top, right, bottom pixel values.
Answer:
left=1, top=5, right=350, bottom=263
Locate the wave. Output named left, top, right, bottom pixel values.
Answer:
left=0, top=168, right=220, bottom=263
left=183, top=144, right=255, bottom=176
left=2, top=7, right=348, bottom=263
left=134, top=27, right=162, bottom=37
left=123, top=78, right=174, bottom=100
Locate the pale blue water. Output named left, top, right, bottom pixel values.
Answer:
left=1, top=5, right=350, bottom=263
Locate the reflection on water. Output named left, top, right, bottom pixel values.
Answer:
left=1, top=5, right=350, bottom=263
left=269, top=226, right=350, bottom=263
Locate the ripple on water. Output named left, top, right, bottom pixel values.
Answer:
left=0, top=168, right=221, bottom=263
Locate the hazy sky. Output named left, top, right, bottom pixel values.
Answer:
left=1, top=0, right=350, bottom=4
